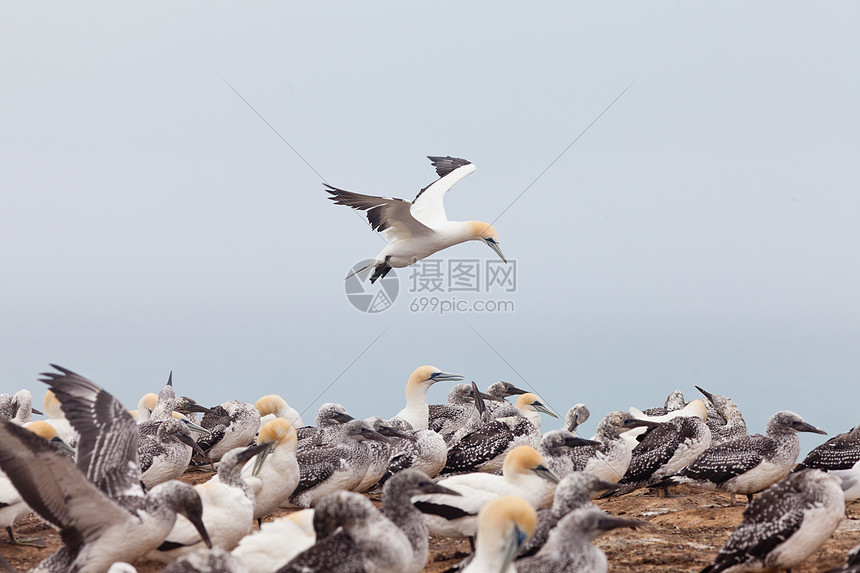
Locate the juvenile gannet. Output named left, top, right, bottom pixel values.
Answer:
left=568, top=411, right=642, bottom=484
left=519, top=472, right=616, bottom=558
left=641, top=389, right=686, bottom=417
left=429, top=383, right=497, bottom=443
left=629, top=398, right=708, bottom=423
left=0, top=390, right=43, bottom=424
left=701, top=469, right=844, bottom=573
left=286, top=419, right=389, bottom=508
left=563, top=403, right=590, bottom=437
left=392, top=365, right=464, bottom=431
left=1, top=369, right=212, bottom=572
left=279, top=490, right=414, bottom=573
left=656, top=410, right=826, bottom=502
left=414, top=446, right=559, bottom=537
left=162, top=547, right=249, bottom=573
left=481, top=381, right=529, bottom=417
left=196, top=400, right=261, bottom=462
left=536, top=430, right=601, bottom=504
left=460, top=496, right=537, bottom=573
left=327, top=156, right=506, bottom=283
left=695, top=385, right=748, bottom=446
left=355, top=417, right=413, bottom=492
left=232, top=509, right=316, bottom=573
left=382, top=469, right=462, bottom=572
left=443, top=393, right=556, bottom=475
left=515, top=508, right=641, bottom=573
left=255, top=394, right=303, bottom=431
left=244, top=418, right=299, bottom=519
left=296, top=403, right=353, bottom=451
left=794, top=422, right=860, bottom=501
left=380, top=417, right=448, bottom=483
left=149, top=442, right=269, bottom=562
left=140, top=417, right=207, bottom=489
left=612, top=414, right=712, bottom=495
left=174, top=395, right=211, bottom=426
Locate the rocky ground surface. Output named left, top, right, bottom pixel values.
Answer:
left=3, top=473, right=858, bottom=572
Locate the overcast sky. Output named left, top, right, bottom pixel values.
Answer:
left=2, top=2, right=858, bottom=451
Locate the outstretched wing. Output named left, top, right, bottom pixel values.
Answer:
left=0, top=420, right=128, bottom=546
left=410, top=156, right=476, bottom=228
left=39, top=365, right=144, bottom=501
left=325, top=184, right=433, bottom=241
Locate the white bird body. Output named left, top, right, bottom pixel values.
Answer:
left=34, top=390, right=78, bottom=448
left=414, top=446, right=558, bottom=538
left=243, top=418, right=299, bottom=519
left=461, top=496, right=537, bottom=573
left=231, top=509, right=315, bottom=573
left=393, top=366, right=464, bottom=431
left=255, top=395, right=303, bottom=431
left=327, top=157, right=505, bottom=283
left=629, top=399, right=708, bottom=423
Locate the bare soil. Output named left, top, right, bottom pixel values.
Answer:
left=2, top=472, right=858, bottom=572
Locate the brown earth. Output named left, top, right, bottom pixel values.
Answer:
left=2, top=471, right=858, bottom=572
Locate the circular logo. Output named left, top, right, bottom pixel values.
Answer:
left=344, top=259, right=399, bottom=313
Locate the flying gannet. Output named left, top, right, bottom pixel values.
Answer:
left=326, top=156, right=506, bottom=283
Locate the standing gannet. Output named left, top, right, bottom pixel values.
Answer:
left=1, top=365, right=212, bottom=571
left=695, top=385, right=748, bottom=446
left=611, top=413, right=712, bottom=496
left=279, top=490, right=414, bottom=573
left=255, top=394, right=303, bottom=431
left=243, top=418, right=299, bottom=520
left=392, top=365, right=464, bottom=431
left=382, top=469, right=462, bottom=572
left=515, top=508, right=641, bottom=573
left=231, top=509, right=316, bottom=573
left=139, top=417, right=207, bottom=489
left=286, top=419, right=390, bottom=508
left=656, top=410, right=826, bottom=503
left=326, top=156, right=506, bottom=283
left=355, top=417, right=414, bottom=492
left=563, top=411, right=642, bottom=485
left=196, top=400, right=261, bottom=462
left=701, top=469, right=844, bottom=573
left=563, top=404, right=590, bottom=437
left=460, top=496, right=537, bottom=573
left=414, top=446, right=559, bottom=537
left=794, top=422, right=860, bottom=501
left=536, top=430, right=601, bottom=505
left=148, top=442, right=269, bottom=562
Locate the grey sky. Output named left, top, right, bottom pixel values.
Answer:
left=2, top=3, right=858, bottom=451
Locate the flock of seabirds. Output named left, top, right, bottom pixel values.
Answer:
left=1, top=157, right=859, bottom=572
left=1, top=366, right=859, bottom=573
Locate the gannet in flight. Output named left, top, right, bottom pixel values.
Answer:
left=326, top=156, right=506, bottom=283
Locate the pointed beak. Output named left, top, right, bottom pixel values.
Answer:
left=501, top=525, right=527, bottom=573
left=430, top=372, right=464, bottom=383
left=51, top=436, right=76, bottom=457
left=533, top=465, right=560, bottom=484
left=694, top=385, right=716, bottom=403
left=331, top=411, right=355, bottom=424
left=486, top=240, right=507, bottom=263
left=252, top=442, right=275, bottom=476
left=180, top=418, right=210, bottom=435
left=597, top=515, right=644, bottom=532
left=623, top=418, right=660, bottom=430
left=794, top=421, right=827, bottom=435
left=31, top=407, right=44, bottom=416
left=177, top=431, right=207, bottom=458
left=502, top=384, right=528, bottom=397
left=237, top=441, right=271, bottom=464
left=471, top=381, right=486, bottom=416
left=359, top=426, right=390, bottom=443
left=533, top=402, right=558, bottom=419
left=376, top=424, right=415, bottom=442
left=562, top=436, right=600, bottom=449
left=186, top=511, right=213, bottom=549
left=475, top=390, right=504, bottom=402
left=416, top=481, right=462, bottom=497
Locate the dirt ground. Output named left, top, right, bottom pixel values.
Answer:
left=2, top=472, right=858, bottom=573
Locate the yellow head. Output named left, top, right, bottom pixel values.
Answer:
left=139, top=393, right=159, bottom=413
left=255, top=395, right=287, bottom=417
left=26, top=420, right=59, bottom=441
left=685, top=399, right=708, bottom=421
left=43, top=390, right=64, bottom=419
left=257, top=418, right=297, bottom=449
left=475, top=495, right=537, bottom=560
left=468, top=221, right=505, bottom=262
